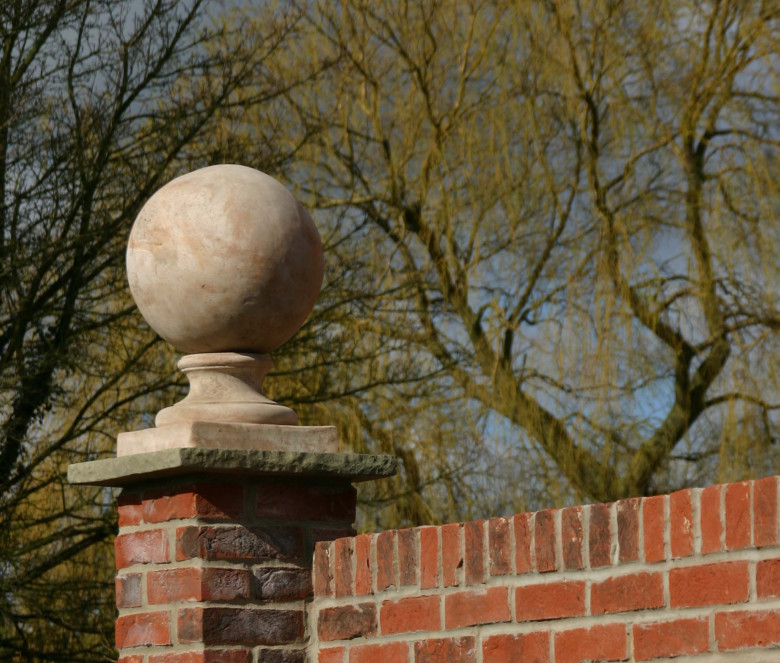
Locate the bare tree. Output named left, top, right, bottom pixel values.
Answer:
left=263, top=0, right=779, bottom=519
left=0, top=1, right=304, bottom=658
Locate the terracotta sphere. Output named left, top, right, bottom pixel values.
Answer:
left=126, top=165, right=324, bottom=354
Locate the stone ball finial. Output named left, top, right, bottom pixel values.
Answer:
left=126, top=164, right=323, bottom=355
left=123, top=165, right=325, bottom=433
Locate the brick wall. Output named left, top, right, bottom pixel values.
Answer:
left=309, top=476, right=780, bottom=662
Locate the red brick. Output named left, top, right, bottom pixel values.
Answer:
left=256, top=483, right=356, bottom=522
left=354, top=534, right=372, bottom=595
left=670, top=489, right=693, bottom=558
left=116, top=611, right=171, bottom=648
left=642, top=495, right=665, bottom=563
left=319, top=648, right=344, bottom=663
left=669, top=560, right=749, bottom=607
left=591, top=572, right=663, bottom=614
left=514, top=512, right=532, bottom=574
left=754, top=477, right=778, bottom=548
left=309, top=527, right=357, bottom=546
left=725, top=480, right=751, bottom=550
left=333, top=538, right=353, bottom=598
left=515, top=581, right=585, bottom=621
left=118, top=657, right=143, bottom=663
left=313, top=541, right=333, bottom=597
left=482, top=632, right=549, bottom=663
left=589, top=503, right=612, bottom=568
left=535, top=510, right=556, bottom=572
left=143, top=491, right=197, bottom=522
left=465, top=520, right=485, bottom=584
left=715, top=609, right=780, bottom=650
left=445, top=586, right=510, bottom=628
left=148, top=652, right=250, bottom=663
left=617, top=498, right=639, bottom=563
left=380, top=595, right=440, bottom=635
left=420, top=527, right=439, bottom=589
left=118, top=493, right=143, bottom=527
left=561, top=507, right=583, bottom=570
left=141, top=483, right=244, bottom=523
left=554, top=623, right=627, bottom=663
left=488, top=517, right=512, bottom=576
left=349, top=642, right=407, bottom=663
left=116, top=573, right=141, bottom=608
left=398, top=528, right=417, bottom=586
left=376, top=530, right=396, bottom=591
left=147, top=567, right=250, bottom=603
left=318, top=603, right=376, bottom=641
left=177, top=606, right=303, bottom=645
left=700, top=485, right=722, bottom=554
left=115, top=529, right=169, bottom=569
left=147, top=567, right=202, bottom=603
left=414, top=636, right=476, bottom=663
left=757, top=558, right=780, bottom=599
left=633, top=617, right=709, bottom=660
left=441, top=523, right=462, bottom=587
left=175, top=525, right=301, bottom=562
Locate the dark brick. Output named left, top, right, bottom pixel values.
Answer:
left=397, top=528, right=417, bottom=586
left=253, top=567, right=312, bottom=602
left=178, top=607, right=303, bottom=645
left=176, top=526, right=302, bottom=562
left=561, top=507, right=583, bottom=570
left=514, top=513, right=532, bottom=574
left=535, top=510, right=556, bottom=572
left=488, top=517, right=511, bottom=576
left=256, top=482, right=356, bottom=522
left=465, top=520, right=485, bottom=584
left=442, top=523, right=463, bottom=587
left=617, top=498, right=640, bottom=563
left=256, top=649, right=305, bottom=663
left=317, top=603, right=377, bottom=642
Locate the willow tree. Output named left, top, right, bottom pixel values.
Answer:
left=0, top=1, right=305, bottom=659
left=261, top=0, right=780, bottom=518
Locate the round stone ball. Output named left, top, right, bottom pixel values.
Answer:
left=126, top=164, right=324, bottom=354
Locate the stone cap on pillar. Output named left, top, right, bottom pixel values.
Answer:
left=67, top=448, right=397, bottom=487
left=68, top=164, right=396, bottom=476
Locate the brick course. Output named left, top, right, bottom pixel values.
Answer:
left=310, top=476, right=780, bottom=662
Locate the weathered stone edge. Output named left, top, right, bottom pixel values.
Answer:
left=67, top=448, right=397, bottom=487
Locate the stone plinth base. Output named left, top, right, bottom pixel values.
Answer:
left=116, top=421, right=339, bottom=457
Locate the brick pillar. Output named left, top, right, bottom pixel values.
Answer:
left=113, top=476, right=356, bottom=663
left=69, top=448, right=395, bottom=663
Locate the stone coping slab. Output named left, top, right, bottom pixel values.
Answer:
left=67, top=448, right=397, bottom=487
